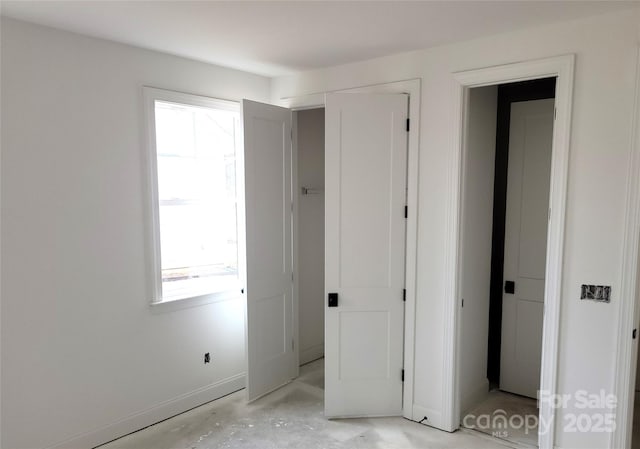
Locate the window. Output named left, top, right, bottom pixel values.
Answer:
left=144, top=88, right=242, bottom=304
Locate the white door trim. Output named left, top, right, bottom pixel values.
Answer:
left=444, top=55, right=575, bottom=449
left=291, top=110, right=301, bottom=377
left=611, top=46, right=640, bottom=449
left=279, top=79, right=421, bottom=421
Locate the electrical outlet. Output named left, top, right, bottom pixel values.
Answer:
left=204, top=352, right=210, bottom=364
left=580, top=284, right=611, bottom=303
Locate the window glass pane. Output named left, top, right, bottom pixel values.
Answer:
left=154, top=100, right=239, bottom=299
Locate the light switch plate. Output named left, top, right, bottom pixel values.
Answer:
left=580, top=284, right=611, bottom=303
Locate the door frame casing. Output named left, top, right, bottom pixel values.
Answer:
left=280, top=79, right=421, bottom=420
left=611, top=46, right=640, bottom=449
left=443, top=55, right=575, bottom=449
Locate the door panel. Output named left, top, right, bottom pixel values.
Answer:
left=242, top=99, right=295, bottom=402
left=500, top=98, right=554, bottom=398
left=325, top=93, right=408, bottom=417
left=339, top=310, right=390, bottom=379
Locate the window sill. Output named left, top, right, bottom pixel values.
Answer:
left=150, top=289, right=243, bottom=313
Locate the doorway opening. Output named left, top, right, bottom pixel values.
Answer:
left=245, top=80, right=420, bottom=421
left=295, top=108, right=326, bottom=368
left=457, top=78, right=556, bottom=447
left=292, top=93, right=410, bottom=418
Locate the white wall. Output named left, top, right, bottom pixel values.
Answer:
left=0, top=18, right=270, bottom=449
left=458, top=86, right=497, bottom=414
left=272, top=8, right=640, bottom=449
left=295, top=109, right=325, bottom=365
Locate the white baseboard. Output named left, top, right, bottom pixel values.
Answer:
left=299, top=343, right=324, bottom=365
left=48, top=373, right=246, bottom=449
left=411, top=404, right=444, bottom=430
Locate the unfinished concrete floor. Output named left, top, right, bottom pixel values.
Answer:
left=462, top=390, right=538, bottom=448
left=100, top=359, right=513, bottom=449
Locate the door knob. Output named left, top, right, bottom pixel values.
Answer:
left=328, top=293, right=338, bottom=307
left=505, top=281, right=515, bottom=294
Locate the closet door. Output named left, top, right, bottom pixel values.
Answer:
left=500, top=98, right=554, bottom=398
left=242, top=100, right=296, bottom=401
left=324, top=93, right=408, bottom=417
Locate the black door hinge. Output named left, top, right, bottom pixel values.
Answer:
left=633, top=329, right=637, bottom=339
left=403, top=289, right=406, bottom=302
left=404, top=206, right=408, bottom=218
left=406, top=118, right=410, bottom=132
left=401, top=369, right=405, bottom=382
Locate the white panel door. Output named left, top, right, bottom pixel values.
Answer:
left=242, top=99, right=296, bottom=402
left=324, top=93, right=408, bottom=417
left=500, top=98, right=554, bottom=399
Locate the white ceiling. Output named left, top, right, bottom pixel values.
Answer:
left=1, top=1, right=637, bottom=77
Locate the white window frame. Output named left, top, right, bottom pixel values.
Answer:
left=143, top=87, right=245, bottom=308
